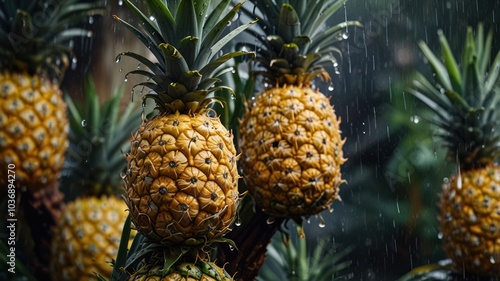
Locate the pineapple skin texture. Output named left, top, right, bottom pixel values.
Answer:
left=440, top=163, right=500, bottom=275
left=131, top=262, right=232, bottom=281
left=0, top=71, right=68, bottom=191
left=239, top=85, right=346, bottom=217
left=51, top=196, right=133, bottom=281
left=124, top=111, right=239, bottom=245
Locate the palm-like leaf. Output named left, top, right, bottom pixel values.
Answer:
left=239, top=0, right=362, bottom=86
left=116, top=0, right=255, bottom=114
left=408, top=24, right=500, bottom=168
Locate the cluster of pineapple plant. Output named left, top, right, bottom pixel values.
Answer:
left=50, top=77, right=141, bottom=281
left=0, top=0, right=100, bottom=191
left=407, top=24, right=500, bottom=277
left=237, top=0, right=361, bottom=222
left=0, top=1, right=101, bottom=279
left=109, top=0, right=255, bottom=279
left=215, top=1, right=360, bottom=279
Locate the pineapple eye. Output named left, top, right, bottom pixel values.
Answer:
left=190, top=177, right=198, bottom=184
left=490, top=224, right=496, bottom=232
left=158, top=140, right=165, bottom=145
left=211, top=193, right=218, bottom=200
left=159, top=187, right=167, bottom=195
left=169, top=161, right=177, bottom=167
left=483, top=198, right=491, bottom=207
left=173, top=119, right=179, bottom=126
left=179, top=203, right=188, bottom=211
left=205, top=158, right=211, bottom=164
left=1, top=84, right=9, bottom=95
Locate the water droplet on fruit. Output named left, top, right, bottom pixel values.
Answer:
left=81, top=120, right=87, bottom=127
left=71, top=57, right=77, bottom=70
left=235, top=212, right=241, bottom=226
left=88, top=16, right=94, bottom=24
left=491, top=256, right=496, bottom=264
left=115, top=55, right=122, bottom=63
left=437, top=232, right=443, bottom=239
left=266, top=216, right=275, bottom=224
left=118, top=0, right=123, bottom=5
left=328, top=84, right=334, bottom=91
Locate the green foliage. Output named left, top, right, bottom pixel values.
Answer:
left=114, top=0, right=255, bottom=115
left=61, top=76, right=142, bottom=198
left=258, top=225, right=352, bottom=281
left=407, top=24, right=500, bottom=168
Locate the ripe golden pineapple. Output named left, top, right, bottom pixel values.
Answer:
left=52, top=196, right=132, bottom=281
left=0, top=1, right=97, bottom=191
left=115, top=0, right=254, bottom=246
left=239, top=0, right=361, bottom=218
left=408, top=25, right=500, bottom=276
left=50, top=78, right=141, bottom=281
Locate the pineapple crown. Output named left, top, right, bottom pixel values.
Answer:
left=239, top=0, right=362, bottom=87
left=108, top=229, right=237, bottom=281
left=114, top=0, right=255, bottom=115
left=0, top=0, right=102, bottom=80
left=61, top=77, right=142, bottom=198
left=408, top=24, right=500, bottom=170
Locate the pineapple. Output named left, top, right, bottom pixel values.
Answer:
left=115, top=0, right=254, bottom=246
left=0, top=0, right=98, bottom=192
left=50, top=78, right=141, bottom=281
left=408, top=24, right=500, bottom=276
left=107, top=230, right=235, bottom=281
left=238, top=0, right=361, bottom=219
left=133, top=261, right=233, bottom=281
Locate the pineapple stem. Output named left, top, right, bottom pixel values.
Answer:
left=216, top=197, right=285, bottom=280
